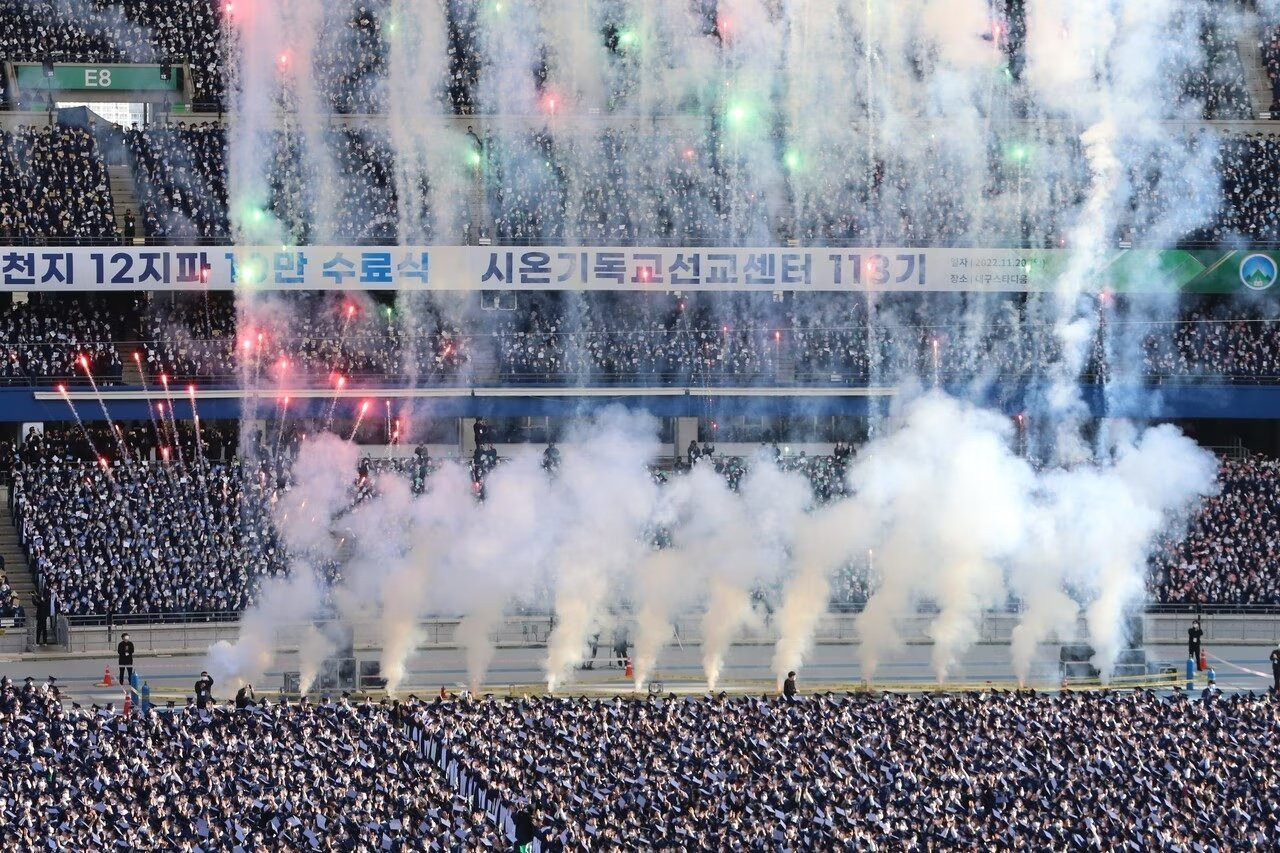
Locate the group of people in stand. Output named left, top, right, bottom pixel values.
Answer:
left=3, top=672, right=1279, bottom=851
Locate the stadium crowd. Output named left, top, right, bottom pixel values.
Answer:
left=100, top=124, right=1280, bottom=248
left=0, top=682, right=507, bottom=850
left=9, top=432, right=295, bottom=615
left=1264, top=22, right=1280, bottom=115
left=0, top=289, right=1275, bottom=389
left=1150, top=454, right=1280, bottom=606
left=12, top=417, right=1280, bottom=614
left=3, top=676, right=1277, bottom=849
left=0, top=125, right=115, bottom=243
left=410, top=688, right=1278, bottom=849
left=6, top=424, right=870, bottom=615
left=0, top=298, right=121, bottom=384
left=141, top=294, right=466, bottom=382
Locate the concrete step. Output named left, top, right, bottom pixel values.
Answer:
left=0, top=487, right=37, bottom=615
left=1235, top=7, right=1274, bottom=117
left=118, top=342, right=145, bottom=385
left=107, top=164, right=142, bottom=244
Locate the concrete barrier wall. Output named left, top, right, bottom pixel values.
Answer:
left=61, top=611, right=1280, bottom=656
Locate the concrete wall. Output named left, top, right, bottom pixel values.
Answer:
left=62, top=611, right=1280, bottom=656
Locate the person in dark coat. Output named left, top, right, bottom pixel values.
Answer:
left=194, top=671, right=214, bottom=709
left=783, top=671, right=798, bottom=698
left=513, top=801, right=537, bottom=852
left=235, top=684, right=256, bottom=710
left=116, top=633, right=135, bottom=686
left=1188, top=620, right=1203, bottom=664
left=33, top=591, right=49, bottom=644
left=1270, top=644, right=1280, bottom=693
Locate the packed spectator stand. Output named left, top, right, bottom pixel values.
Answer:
left=0, top=125, right=115, bottom=243
left=0, top=681, right=508, bottom=850
left=1, top=679, right=1276, bottom=850
left=115, top=292, right=1280, bottom=386
left=1263, top=21, right=1280, bottom=115
left=141, top=293, right=466, bottom=383
left=1150, top=454, right=1280, bottom=606
left=74, top=122, right=1280, bottom=249
left=0, top=297, right=122, bottom=384
left=0, top=290, right=1278, bottom=388
left=6, top=419, right=1277, bottom=615
left=0, top=0, right=1270, bottom=250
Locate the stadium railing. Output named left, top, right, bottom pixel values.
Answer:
left=54, top=606, right=1280, bottom=655
left=4, top=235, right=1280, bottom=250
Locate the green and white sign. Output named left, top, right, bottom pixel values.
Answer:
left=11, top=62, right=181, bottom=94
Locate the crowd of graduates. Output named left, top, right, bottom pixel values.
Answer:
left=5, top=423, right=871, bottom=616
left=0, top=0, right=1272, bottom=248
left=0, top=291, right=1277, bottom=388
left=0, top=680, right=509, bottom=850
left=7, top=419, right=1280, bottom=615
left=1263, top=21, right=1280, bottom=115
left=0, top=297, right=121, bottom=384
left=83, top=121, right=1280, bottom=248
left=1150, top=454, right=1280, bottom=605
left=0, top=125, right=116, bottom=243
left=1, top=676, right=1277, bottom=850
left=8, top=425, right=295, bottom=615
left=141, top=294, right=466, bottom=383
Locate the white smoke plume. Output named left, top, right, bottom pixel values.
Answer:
left=274, top=433, right=360, bottom=556
left=544, top=409, right=661, bottom=690
left=703, top=458, right=811, bottom=690
left=850, top=393, right=1033, bottom=683
left=451, top=453, right=559, bottom=693
left=772, top=488, right=873, bottom=686
left=206, top=564, right=327, bottom=696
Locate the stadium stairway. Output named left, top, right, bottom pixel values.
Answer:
left=118, top=343, right=144, bottom=385
left=1234, top=7, right=1275, bottom=118
left=0, top=485, right=36, bottom=614
left=106, top=165, right=142, bottom=244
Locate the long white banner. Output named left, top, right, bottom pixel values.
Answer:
left=0, top=245, right=1057, bottom=292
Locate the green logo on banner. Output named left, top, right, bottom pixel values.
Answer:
left=1240, top=254, right=1278, bottom=291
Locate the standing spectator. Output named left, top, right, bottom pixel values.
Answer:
left=783, top=670, right=798, bottom=698
left=195, top=670, right=214, bottom=709
left=1188, top=620, right=1204, bottom=665
left=1271, top=644, right=1280, bottom=693
left=116, top=632, right=135, bottom=686
left=33, top=589, right=48, bottom=645
left=513, top=801, right=537, bottom=852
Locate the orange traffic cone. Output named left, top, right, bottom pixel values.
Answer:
left=624, top=657, right=634, bottom=679
left=122, top=689, right=132, bottom=716
left=1198, top=649, right=1208, bottom=671
left=103, top=666, right=113, bottom=687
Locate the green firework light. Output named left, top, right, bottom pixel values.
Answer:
left=240, top=258, right=263, bottom=283
left=784, top=149, right=802, bottom=171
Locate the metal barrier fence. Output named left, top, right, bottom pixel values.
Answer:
left=1145, top=612, right=1280, bottom=645
left=52, top=608, right=1280, bottom=656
